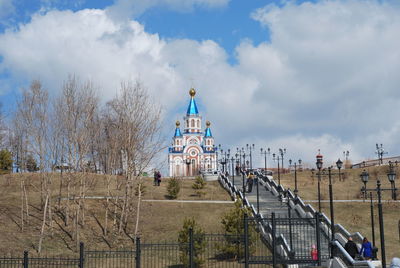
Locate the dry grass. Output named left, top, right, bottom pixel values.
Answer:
left=0, top=173, right=233, bottom=256
left=279, top=165, right=400, bottom=260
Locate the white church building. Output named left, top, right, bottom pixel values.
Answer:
left=168, top=88, right=217, bottom=177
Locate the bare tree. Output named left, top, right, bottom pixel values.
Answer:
left=14, top=80, right=52, bottom=254
left=105, top=80, right=164, bottom=238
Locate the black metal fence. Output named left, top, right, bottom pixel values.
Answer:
left=245, top=212, right=330, bottom=266
left=0, top=214, right=328, bottom=267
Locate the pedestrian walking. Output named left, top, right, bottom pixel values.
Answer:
left=360, top=237, right=373, bottom=260
left=247, top=172, right=254, bottom=193
left=156, top=171, right=161, bottom=186
left=311, top=244, right=318, bottom=265
left=153, top=170, right=158, bottom=186
left=344, top=237, right=358, bottom=259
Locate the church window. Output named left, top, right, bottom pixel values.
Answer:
left=191, top=119, right=195, bottom=127
left=196, top=120, right=200, bottom=128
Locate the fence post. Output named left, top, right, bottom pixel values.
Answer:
left=272, top=212, right=276, bottom=268
left=244, top=213, right=249, bottom=268
left=315, top=212, right=321, bottom=266
left=189, top=227, right=194, bottom=268
left=288, top=207, right=293, bottom=257
left=135, top=237, right=141, bottom=268
left=23, top=250, right=28, bottom=268
left=79, top=242, right=84, bottom=268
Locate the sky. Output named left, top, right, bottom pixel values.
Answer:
left=1, top=0, right=400, bottom=169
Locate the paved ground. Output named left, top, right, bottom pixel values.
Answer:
left=229, top=174, right=331, bottom=261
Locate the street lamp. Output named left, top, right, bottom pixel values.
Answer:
left=230, top=156, right=235, bottom=185
left=327, top=167, right=335, bottom=245
left=360, top=169, right=369, bottom=200
left=289, top=159, right=301, bottom=198
left=278, top=148, right=286, bottom=173
left=260, top=147, right=271, bottom=173
left=316, top=151, right=323, bottom=213
left=369, top=192, right=376, bottom=251
left=273, top=153, right=281, bottom=187
left=246, top=144, right=255, bottom=169
left=387, top=161, right=397, bottom=200
left=376, top=143, right=387, bottom=165
left=185, top=158, right=191, bottom=177
left=336, top=159, right=343, bottom=181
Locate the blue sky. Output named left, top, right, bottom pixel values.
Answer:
left=1, top=0, right=400, bottom=167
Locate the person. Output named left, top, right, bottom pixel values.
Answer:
left=311, top=244, right=318, bottom=264
left=360, top=237, right=373, bottom=260
left=344, top=237, right=358, bottom=259
left=156, top=171, right=161, bottom=186
left=153, top=170, right=158, bottom=186
left=235, top=165, right=240, bottom=176
left=247, top=172, right=254, bottom=193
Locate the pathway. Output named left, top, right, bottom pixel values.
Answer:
left=229, top=174, right=330, bottom=262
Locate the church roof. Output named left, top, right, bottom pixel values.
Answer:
left=174, top=127, right=182, bottom=137
left=204, top=121, right=212, bottom=137
left=204, top=127, right=212, bottom=137
left=174, top=121, right=182, bottom=137
left=186, top=88, right=199, bottom=115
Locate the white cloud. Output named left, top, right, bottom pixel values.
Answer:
left=106, top=0, right=230, bottom=20
left=1, top=0, right=400, bottom=166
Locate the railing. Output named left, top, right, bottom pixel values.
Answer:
left=218, top=170, right=378, bottom=267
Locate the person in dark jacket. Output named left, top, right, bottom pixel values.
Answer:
left=344, top=237, right=358, bottom=259
left=360, top=237, right=373, bottom=260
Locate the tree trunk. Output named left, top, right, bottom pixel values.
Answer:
left=38, top=193, right=49, bottom=254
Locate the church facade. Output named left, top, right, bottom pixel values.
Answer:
left=168, top=88, right=217, bottom=177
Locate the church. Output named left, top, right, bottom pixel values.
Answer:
left=168, top=88, right=217, bottom=177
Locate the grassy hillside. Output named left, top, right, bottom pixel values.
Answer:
left=0, top=173, right=233, bottom=256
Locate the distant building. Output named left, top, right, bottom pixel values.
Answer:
left=168, top=88, right=217, bottom=177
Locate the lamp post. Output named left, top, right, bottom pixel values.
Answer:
left=278, top=148, right=286, bottom=173
left=235, top=153, right=239, bottom=175
left=273, top=153, right=281, bottom=187
left=230, top=157, right=235, bottom=185
left=336, top=159, right=343, bottom=181
left=316, top=151, right=323, bottom=213
left=242, top=169, right=246, bottom=200
left=260, top=147, right=271, bottom=173
left=289, top=159, right=302, bottom=198
left=375, top=143, right=387, bottom=165
left=369, top=192, right=376, bottom=249
left=360, top=169, right=369, bottom=201
left=387, top=161, right=397, bottom=200
left=246, top=144, right=255, bottom=169
left=328, top=167, right=335, bottom=244
left=185, top=158, right=191, bottom=177
left=360, top=167, right=398, bottom=268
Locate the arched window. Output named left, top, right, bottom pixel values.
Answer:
left=191, top=119, right=195, bottom=127
left=187, top=120, right=189, bottom=127
left=196, top=120, right=200, bottom=128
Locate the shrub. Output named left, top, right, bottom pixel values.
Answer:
left=192, top=176, right=206, bottom=190
left=0, top=150, right=12, bottom=173
left=167, top=177, right=181, bottom=199
left=178, top=218, right=206, bottom=267
left=218, top=199, right=257, bottom=259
